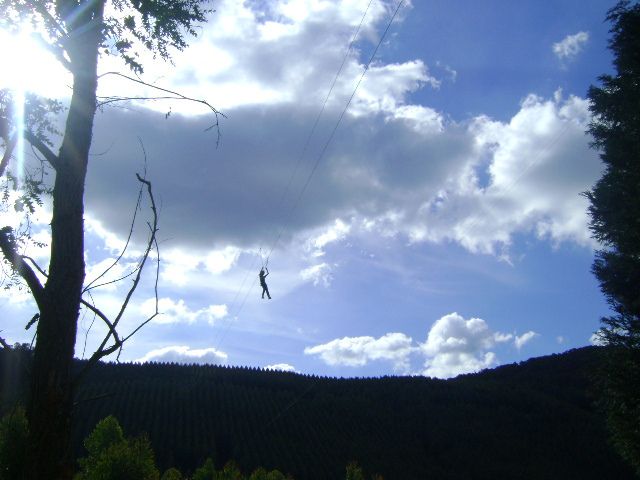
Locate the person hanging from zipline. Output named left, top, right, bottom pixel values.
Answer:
left=259, top=267, right=271, bottom=299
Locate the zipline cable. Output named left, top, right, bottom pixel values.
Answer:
left=215, top=0, right=406, bottom=351
left=269, top=0, right=376, bottom=220
left=220, top=0, right=404, bottom=440
left=265, top=0, right=405, bottom=263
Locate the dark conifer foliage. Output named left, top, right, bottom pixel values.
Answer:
left=584, top=1, right=640, bottom=473
left=0, top=347, right=635, bottom=479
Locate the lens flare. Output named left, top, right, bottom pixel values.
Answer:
left=14, top=88, right=25, bottom=187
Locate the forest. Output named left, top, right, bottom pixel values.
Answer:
left=0, top=346, right=635, bottom=479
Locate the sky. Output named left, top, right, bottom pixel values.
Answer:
left=0, top=0, right=620, bottom=378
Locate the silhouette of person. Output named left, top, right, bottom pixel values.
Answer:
left=259, top=267, right=271, bottom=299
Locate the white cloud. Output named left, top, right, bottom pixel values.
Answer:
left=83, top=0, right=600, bottom=268
left=304, top=332, right=415, bottom=372
left=264, top=363, right=297, bottom=373
left=590, top=331, right=606, bottom=346
left=84, top=257, right=136, bottom=292
left=136, top=345, right=228, bottom=364
left=514, top=330, right=539, bottom=350
left=114, top=0, right=418, bottom=113
left=312, top=219, right=350, bottom=252
left=421, top=312, right=510, bottom=378
left=141, top=297, right=228, bottom=325
left=204, top=246, right=241, bottom=274
left=161, top=249, right=201, bottom=286
left=408, top=92, right=599, bottom=255
left=300, top=263, right=333, bottom=287
left=553, top=31, right=589, bottom=61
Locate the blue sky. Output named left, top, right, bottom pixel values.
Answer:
left=0, top=0, right=618, bottom=378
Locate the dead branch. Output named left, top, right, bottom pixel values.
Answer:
left=79, top=298, right=121, bottom=347
left=96, top=71, right=225, bottom=146
left=75, top=160, right=160, bottom=383
left=83, top=180, right=144, bottom=293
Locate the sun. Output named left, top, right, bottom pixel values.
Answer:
left=0, top=26, right=71, bottom=100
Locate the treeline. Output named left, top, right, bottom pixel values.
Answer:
left=0, top=346, right=635, bottom=479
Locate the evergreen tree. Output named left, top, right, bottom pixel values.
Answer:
left=585, top=0, right=640, bottom=474
left=345, top=462, right=365, bottom=480
left=75, top=416, right=160, bottom=480
left=191, top=458, right=217, bottom=480
left=160, top=468, right=183, bottom=480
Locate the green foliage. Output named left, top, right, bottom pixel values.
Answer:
left=585, top=0, right=640, bottom=474
left=191, top=458, right=216, bottom=480
left=345, top=462, right=365, bottom=480
left=107, top=0, right=213, bottom=73
left=76, top=416, right=159, bottom=480
left=161, top=467, right=183, bottom=480
left=248, top=467, right=287, bottom=480
left=0, top=407, right=28, bottom=480
left=216, top=461, right=244, bottom=480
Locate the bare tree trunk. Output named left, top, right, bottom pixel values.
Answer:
left=25, top=3, right=103, bottom=478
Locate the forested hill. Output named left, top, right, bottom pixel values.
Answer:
left=1, top=346, right=635, bottom=479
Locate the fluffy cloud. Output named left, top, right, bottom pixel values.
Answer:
left=553, top=31, right=589, bottom=61
left=304, top=332, right=415, bottom=372
left=300, top=262, right=333, bottom=287
left=264, top=363, right=297, bottom=373
left=81, top=0, right=600, bottom=275
left=421, top=312, right=512, bottom=378
left=141, top=297, right=228, bottom=325
left=136, top=345, right=228, bottom=364
left=87, top=87, right=598, bottom=265
left=304, top=313, right=537, bottom=378
left=514, top=330, right=539, bottom=350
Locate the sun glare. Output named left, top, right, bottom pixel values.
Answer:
left=0, top=27, right=71, bottom=99
left=0, top=25, right=70, bottom=185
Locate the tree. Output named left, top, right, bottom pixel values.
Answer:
left=75, top=416, right=159, bottom=480
left=344, top=462, right=365, bottom=480
left=191, top=458, right=217, bottom=480
left=585, top=0, right=640, bottom=473
left=0, top=1, right=218, bottom=478
left=160, top=468, right=183, bottom=480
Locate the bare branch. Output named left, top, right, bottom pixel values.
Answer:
left=111, top=171, right=158, bottom=328
left=0, top=227, right=46, bottom=311
left=83, top=181, right=144, bottom=293
left=120, top=232, right=160, bottom=349
left=77, top=159, right=160, bottom=378
left=84, top=265, right=140, bottom=293
left=79, top=298, right=120, bottom=346
left=97, top=71, right=225, bottom=145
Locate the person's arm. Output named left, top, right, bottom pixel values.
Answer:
left=265, top=267, right=269, bottom=277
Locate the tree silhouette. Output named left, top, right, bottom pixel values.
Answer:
left=0, top=1, right=219, bottom=478
left=585, top=0, right=640, bottom=473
